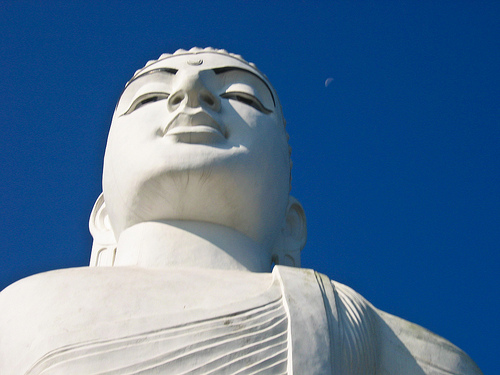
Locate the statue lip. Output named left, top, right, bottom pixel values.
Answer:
left=163, top=111, right=225, bottom=140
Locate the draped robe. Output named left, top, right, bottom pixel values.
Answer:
left=0, top=266, right=481, bottom=374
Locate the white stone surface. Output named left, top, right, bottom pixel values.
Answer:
left=0, top=48, right=482, bottom=374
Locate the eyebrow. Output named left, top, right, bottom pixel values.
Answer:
left=125, top=68, right=178, bottom=88
left=213, top=67, right=275, bottom=106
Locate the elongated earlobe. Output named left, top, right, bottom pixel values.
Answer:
left=89, top=193, right=117, bottom=266
left=272, top=196, right=307, bottom=267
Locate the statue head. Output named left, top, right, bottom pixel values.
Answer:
left=90, top=48, right=306, bottom=267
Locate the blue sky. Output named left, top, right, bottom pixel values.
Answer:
left=0, top=1, right=498, bottom=372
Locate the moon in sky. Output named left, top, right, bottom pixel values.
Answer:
left=325, top=77, right=334, bottom=87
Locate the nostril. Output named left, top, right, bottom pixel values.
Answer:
left=171, top=96, right=183, bottom=105
left=200, top=93, right=215, bottom=107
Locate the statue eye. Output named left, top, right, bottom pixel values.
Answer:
left=125, top=92, right=170, bottom=114
left=220, top=92, right=271, bottom=114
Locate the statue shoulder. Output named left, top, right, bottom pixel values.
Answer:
left=0, top=267, right=97, bottom=315
left=0, top=267, right=90, bottom=314
left=0, top=267, right=151, bottom=374
left=0, top=268, right=90, bottom=374
left=329, top=280, right=482, bottom=374
left=375, top=307, right=482, bottom=374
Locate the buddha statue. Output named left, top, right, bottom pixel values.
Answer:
left=0, top=48, right=482, bottom=374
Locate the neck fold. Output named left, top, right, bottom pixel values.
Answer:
left=114, top=220, right=272, bottom=272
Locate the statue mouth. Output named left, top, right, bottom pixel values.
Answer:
left=163, top=111, right=225, bottom=143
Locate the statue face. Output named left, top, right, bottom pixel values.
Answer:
left=103, top=52, right=290, bottom=250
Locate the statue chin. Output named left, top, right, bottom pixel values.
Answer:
left=103, top=156, right=290, bottom=248
left=0, top=48, right=482, bottom=375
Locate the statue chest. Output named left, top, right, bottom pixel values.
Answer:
left=2, top=266, right=336, bottom=374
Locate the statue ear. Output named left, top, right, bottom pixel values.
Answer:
left=273, top=196, right=307, bottom=267
left=89, top=193, right=117, bottom=267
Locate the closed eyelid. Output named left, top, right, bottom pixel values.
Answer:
left=220, top=92, right=272, bottom=114
left=213, top=67, right=275, bottom=107
left=123, top=92, right=170, bottom=115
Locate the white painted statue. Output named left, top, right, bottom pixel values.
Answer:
left=0, top=48, right=482, bottom=374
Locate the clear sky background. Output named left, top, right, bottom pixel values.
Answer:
left=0, top=1, right=498, bottom=373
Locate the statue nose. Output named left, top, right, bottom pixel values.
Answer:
left=168, top=74, right=220, bottom=112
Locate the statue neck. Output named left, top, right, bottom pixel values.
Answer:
left=113, top=220, right=272, bottom=272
